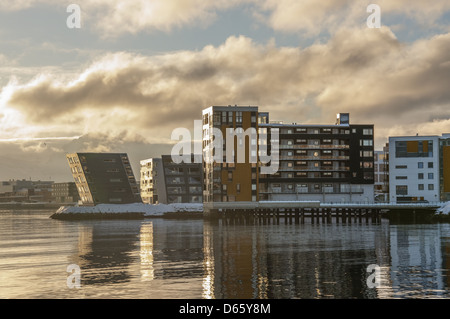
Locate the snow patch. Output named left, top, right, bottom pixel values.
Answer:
left=436, top=202, right=450, bottom=215
left=54, top=203, right=203, bottom=217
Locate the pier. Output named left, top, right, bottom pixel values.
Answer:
left=203, top=201, right=445, bottom=224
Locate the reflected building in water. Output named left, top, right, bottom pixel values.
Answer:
left=388, top=224, right=450, bottom=297
left=67, top=217, right=449, bottom=298
left=202, top=220, right=394, bottom=299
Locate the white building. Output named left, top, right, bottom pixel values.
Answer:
left=389, top=136, right=440, bottom=203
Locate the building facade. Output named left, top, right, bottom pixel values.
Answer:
left=140, top=158, right=166, bottom=204
left=52, top=182, right=80, bottom=203
left=140, top=154, right=203, bottom=204
left=202, top=106, right=375, bottom=205
left=66, top=153, right=141, bottom=205
left=202, top=106, right=260, bottom=204
left=374, top=146, right=389, bottom=201
left=389, top=136, right=440, bottom=203
left=260, top=113, right=374, bottom=203
left=389, top=134, right=450, bottom=203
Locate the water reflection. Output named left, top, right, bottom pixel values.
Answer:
left=70, top=220, right=142, bottom=285
left=202, top=219, right=450, bottom=299
left=202, top=220, right=387, bottom=298
left=13, top=211, right=446, bottom=299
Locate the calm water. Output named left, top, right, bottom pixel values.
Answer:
left=0, top=210, right=449, bottom=299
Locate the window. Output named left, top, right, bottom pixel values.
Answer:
left=418, top=173, right=424, bottom=180
left=236, top=184, right=240, bottom=193
left=236, top=111, right=243, bottom=123
left=213, top=113, right=221, bottom=125
left=360, top=139, right=373, bottom=146
left=428, top=162, right=434, bottom=168
left=363, top=128, right=373, bottom=135
left=395, top=165, right=407, bottom=169
left=395, top=176, right=407, bottom=180
left=428, top=184, right=434, bottom=191
left=418, top=184, right=424, bottom=190
left=428, top=173, right=434, bottom=179
left=396, top=185, right=408, bottom=195
left=361, top=150, right=373, bottom=157
left=418, top=162, right=424, bottom=169
left=361, top=162, right=373, bottom=168
left=395, top=140, right=433, bottom=158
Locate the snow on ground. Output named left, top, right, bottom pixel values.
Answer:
left=54, top=203, right=203, bottom=217
left=436, top=202, right=450, bottom=215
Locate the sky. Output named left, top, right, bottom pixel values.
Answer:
left=0, top=0, right=450, bottom=182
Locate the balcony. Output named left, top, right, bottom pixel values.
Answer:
left=259, top=188, right=364, bottom=195
left=279, top=144, right=350, bottom=150
left=279, top=155, right=350, bottom=161
left=277, top=166, right=350, bottom=172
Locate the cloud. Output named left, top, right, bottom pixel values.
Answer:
left=253, top=0, right=450, bottom=37
left=0, top=0, right=244, bottom=38
left=2, top=27, right=450, bottom=151
left=1, top=0, right=449, bottom=38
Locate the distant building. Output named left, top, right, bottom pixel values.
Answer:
left=140, top=158, right=165, bottom=204
left=66, top=153, right=141, bottom=205
left=374, top=145, right=389, bottom=201
left=0, top=179, right=54, bottom=202
left=140, top=155, right=203, bottom=204
left=52, top=182, right=80, bottom=203
left=388, top=134, right=450, bottom=203
left=202, top=106, right=375, bottom=206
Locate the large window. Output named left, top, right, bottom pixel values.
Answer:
left=396, top=185, right=408, bottom=195
left=395, top=140, right=433, bottom=158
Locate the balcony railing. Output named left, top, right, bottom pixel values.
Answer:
left=259, top=188, right=365, bottom=195
left=277, top=167, right=350, bottom=172
left=279, top=144, right=350, bottom=149
left=279, top=155, right=350, bottom=161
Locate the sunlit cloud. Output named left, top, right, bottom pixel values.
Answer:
left=1, top=28, right=450, bottom=151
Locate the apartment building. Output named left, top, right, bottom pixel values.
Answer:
left=389, top=134, right=450, bottom=203
left=202, top=106, right=375, bottom=204
left=374, top=146, right=389, bottom=201
left=140, top=158, right=165, bottom=204
left=52, top=182, right=80, bottom=203
left=140, top=154, right=203, bottom=204
left=260, top=113, right=374, bottom=203
left=66, top=153, right=141, bottom=205
left=202, top=106, right=260, bottom=204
